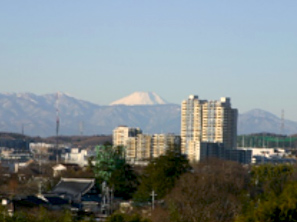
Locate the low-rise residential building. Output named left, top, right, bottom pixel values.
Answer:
left=136, top=134, right=152, bottom=160
left=0, top=148, right=33, bottom=173
left=199, top=143, right=252, bottom=164
left=113, top=126, right=142, bottom=147
left=152, top=134, right=181, bottom=158
left=237, top=147, right=294, bottom=164
left=29, top=142, right=66, bottom=162
left=52, top=164, right=67, bottom=177
left=113, top=126, right=180, bottom=163
left=64, top=148, right=96, bottom=167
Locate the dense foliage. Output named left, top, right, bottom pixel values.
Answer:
left=109, top=163, right=139, bottom=200
left=151, top=160, right=248, bottom=222
left=236, top=164, right=297, bottom=222
left=0, top=207, right=79, bottom=222
left=133, top=150, right=191, bottom=203
left=148, top=161, right=297, bottom=222
left=106, top=213, right=150, bottom=222
left=92, top=145, right=139, bottom=200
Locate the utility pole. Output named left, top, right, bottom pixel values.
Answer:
left=150, top=190, right=157, bottom=210
left=109, top=188, right=113, bottom=215
left=38, top=149, right=43, bottom=196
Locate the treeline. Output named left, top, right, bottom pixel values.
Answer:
left=107, top=152, right=297, bottom=222
left=165, top=162, right=297, bottom=222
left=237, top=133, right=297, bottom=149
left=0, top=132, right=112, bottom=147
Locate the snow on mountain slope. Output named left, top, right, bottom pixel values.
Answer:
left=110, top=92, right=168, bottom=106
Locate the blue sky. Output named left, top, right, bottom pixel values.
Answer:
left=1, top=1, right=297, bottom=120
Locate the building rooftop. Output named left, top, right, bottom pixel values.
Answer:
left=51, top=178, right=95, bottom=199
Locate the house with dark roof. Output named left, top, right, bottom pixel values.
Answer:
left=13, top=195, right=68, bottom=211
left=9, top=177, right=119, bottom=218
left=46, top=178, right=101, bottom=213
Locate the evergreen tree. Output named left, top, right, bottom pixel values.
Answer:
left=93, top=145, right=139, bottom=199
left=133, top=150, right=191, bottom=203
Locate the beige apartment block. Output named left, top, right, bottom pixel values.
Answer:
left=187, top=140, right=201, bottom=162
left=152, top=134, right=166, bottom=158
left=124, top=133, right=152, bottom=161
left=181, top=95, right=237, bottom=162
left=136, top=134, right=152, bottom=160
left=112, top=126, right=142, bottom=147
left=113, top=126, right=180, bottom=163
left=152, top=134, right=180, bottom=158
left=126, top=137, right=137, bottom=160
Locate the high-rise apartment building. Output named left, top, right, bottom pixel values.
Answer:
left=181, top=95, right=237, bottom=162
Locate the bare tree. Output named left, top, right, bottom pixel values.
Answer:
left=152, top=159, right=249, bottom=222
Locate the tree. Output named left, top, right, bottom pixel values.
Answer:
left=8, top=174, right=19, bottom=197
left=153, top=159, right=249, bottom=222
left=249, top=163, right=293, bottom=199
left=109, top=163, right=139, bottom=200
left=93, top=145, right=139, bottom=199
left=106, top=213, right=125, bottom=222
left=236, top=164, right=297, bottom=222
left=93, top=145, right=125, bottom=183
left=106, top=213, right=151, bottom=222
left=133, top=150, right=191, bottom=203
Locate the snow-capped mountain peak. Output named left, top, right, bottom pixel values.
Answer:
left=110, top=92, right=168, bottom=106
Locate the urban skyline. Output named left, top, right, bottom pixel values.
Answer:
left=112, top=94, right=251, bottom=164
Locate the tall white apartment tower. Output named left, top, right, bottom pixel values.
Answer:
left=181, top=95, right=237, bottom=162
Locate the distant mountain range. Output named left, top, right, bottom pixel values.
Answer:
left=238, top=109, right=297, bottom=135
left=0, top=92, right=297, bottom=137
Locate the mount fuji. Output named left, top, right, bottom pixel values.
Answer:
left=110, top=92, right=168, bottom=106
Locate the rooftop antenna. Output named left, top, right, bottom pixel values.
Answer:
left=55, top=92, right=60, bottom=162
left=281, top=109, right=285, bottom=135
left=21, top=123, right=24, bottom=135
